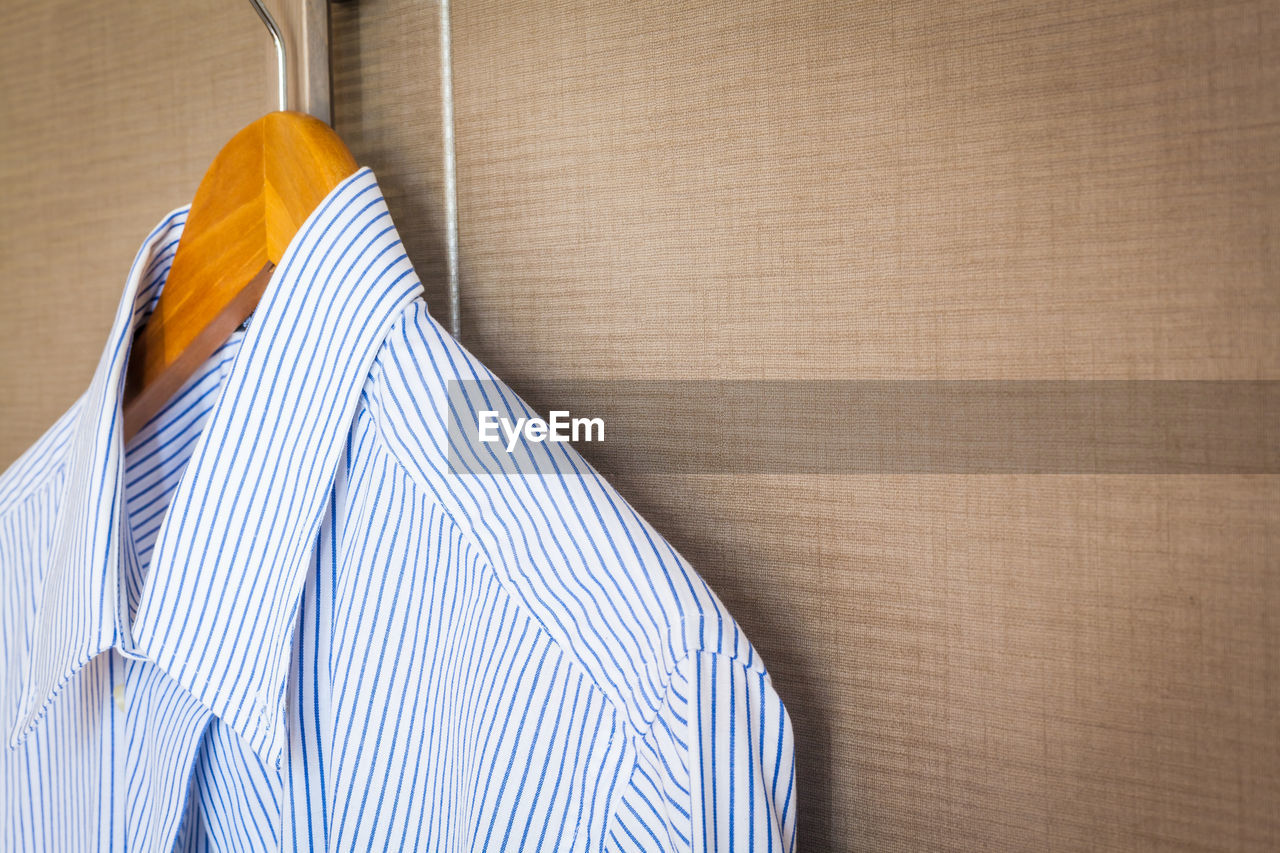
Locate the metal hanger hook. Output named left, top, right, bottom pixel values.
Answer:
left=248, top=0, right=289, bottom=112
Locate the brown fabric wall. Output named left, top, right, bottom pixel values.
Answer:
left=0, top=3, right=276, bottom=458
left=3, top=0, right=1278, bottom=849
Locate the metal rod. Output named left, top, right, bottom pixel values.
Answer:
left=248, top=0, right=289, bottom=112
left=439, top=0, right=461, bottom=338
left=299, top=0, right=333, bottom=125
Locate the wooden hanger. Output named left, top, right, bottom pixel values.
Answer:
left=121, top=3, right=357, bottom=442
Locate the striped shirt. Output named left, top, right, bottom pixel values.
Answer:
left=0, top=168, right=796, bottom=851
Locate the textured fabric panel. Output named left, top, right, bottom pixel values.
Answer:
left=437, top=1, right=1280, bottom=849
left=0, top=1, right=274, bottom=467
left=448, top=0, right=1279, bottom=385
left=3, top=0, right=1279, bottom=850
left=331, top=0, right=451, bottom=318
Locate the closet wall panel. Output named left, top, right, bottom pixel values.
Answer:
left=1, top=0, right=1277, bottom=850
left=0, top=1, right=273, bottom=465
left=331, top=0, right=450, bottom=314
left=441, top=0, right=1279, bottom=849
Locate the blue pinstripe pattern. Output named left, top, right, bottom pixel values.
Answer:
left=1, top=168, right=796, bottom=850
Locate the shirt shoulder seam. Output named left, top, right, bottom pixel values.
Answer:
left=633, top=646, right=772, bottom=749
left=361, top=314, right=763, bottom=740
left=364, top=391, right=762, bottom=746
left=363, top=396, right=651, bottom=728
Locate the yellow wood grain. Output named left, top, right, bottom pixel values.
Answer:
left=122, top=111, right=357, bottom=439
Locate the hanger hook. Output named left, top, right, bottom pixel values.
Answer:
left=248, top=0, right=289, bottom=112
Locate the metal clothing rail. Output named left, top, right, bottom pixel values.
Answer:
left=439, top=0, right=461, bottom=340
left=246, top=0, right=463, bottom=338
left=247, top=0, right=334, bottom=124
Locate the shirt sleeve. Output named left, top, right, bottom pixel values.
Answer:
left=604, top=650, right=797, bottom=852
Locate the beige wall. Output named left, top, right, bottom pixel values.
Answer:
left=3, top=0, right=1278, bottom=849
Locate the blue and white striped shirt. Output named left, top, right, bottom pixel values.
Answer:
left=1, top=168, right=796, bottom=851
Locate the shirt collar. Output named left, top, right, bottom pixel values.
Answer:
left=10, top=167, right=423, bottom=764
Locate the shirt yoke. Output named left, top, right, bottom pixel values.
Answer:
left=363, top=299, right=768, bottom=742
